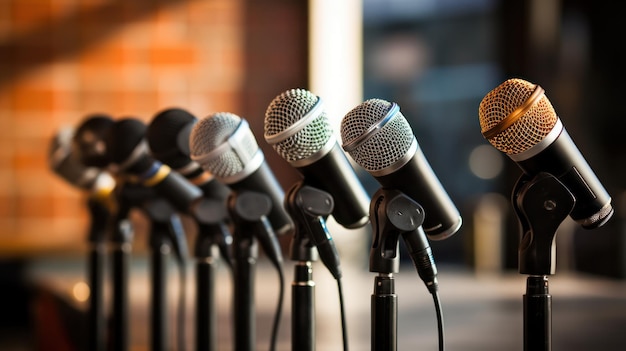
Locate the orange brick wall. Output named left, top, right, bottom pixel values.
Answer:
left=0, top=0, right=308, bottom=256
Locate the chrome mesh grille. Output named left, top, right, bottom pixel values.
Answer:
left=264, top=88, right=332, bottom=162
left=189, top=112, right=258, bottom=178
left=340, top=98, right=414, bottom=172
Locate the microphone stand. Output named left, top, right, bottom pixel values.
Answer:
left=368, top=188, right=427, bottom=351
left=227, top=190, right=283, bottom=351
left=86, top=197, right=110, bottom=351
left=141, top=197, right=188, bottom=351
left=284, top=182, right=338, bottom=351
left=110, top=181, right=144, bottom=351
left=511, top=172, right=575, bottom=351
left=190, top=199, right=233, bottom=351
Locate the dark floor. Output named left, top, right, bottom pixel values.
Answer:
left=3, top=256, right=626, bottom=351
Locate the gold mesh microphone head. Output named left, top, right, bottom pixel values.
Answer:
left=479, top=78, right=558, bottom=156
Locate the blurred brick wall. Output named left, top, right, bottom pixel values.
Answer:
left=0, top=0, right=307, bottom=256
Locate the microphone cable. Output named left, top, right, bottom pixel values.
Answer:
left=432, top=289, right=445, bottom=351
left=337, top=277, right=349, bottom=351
left=269, top=264, right=285, bottom=351
left=403, top=230, right=445, bottom=351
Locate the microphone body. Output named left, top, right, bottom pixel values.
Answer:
left=514, top=124, right=611, bottom=228
left=190, top=112, right=293, bottom=235
left=147, top=108, right=231, bottom=202
left=264, top=88, right=370, bottom=229
left=106, top=118, right=203, bottom=212
left=341, top=99, right=462, bottom=240
left=374, top=147, right=462, bottom=237
left=296, top=145, right=370, bottom=228
left=479, top=78, right=613, bottom=228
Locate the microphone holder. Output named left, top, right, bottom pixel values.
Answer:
left=285, top=182, right=344, bottom=351
left=511, top=172, right=575, bottom=351
left=191, top=199, right=233, bottom=351
left=227, top=190, right=282, bottom=351
left=369, top=188, right=428, bottom=351
left=85, top=197, right=111, bottom=351
left=110, top=181, right=189, bottom=351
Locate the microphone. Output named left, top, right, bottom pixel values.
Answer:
left=49, top=126, right=116, bottom=207
left=146, top=107, right=231, bottom=202
left=478, top=78, right=614, bottom=229
left=104, top=117, right=203, bottom=212
left=189, top=111, right=294, bottom=235
left=264, top=88, right=370, bottom=229
left=73, top=113, right=115, bottom=168
left=340, top=99, right=462, bottom=240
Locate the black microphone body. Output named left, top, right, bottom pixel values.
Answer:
left=106, top=118, right=203, bottom=213
left=227, top=161, right=292, bottom=234
left=374, top=147, right=462, bottom=237
left=515, top=127, right=612, bottom=228
left=296, top=144, right=369, bottom=228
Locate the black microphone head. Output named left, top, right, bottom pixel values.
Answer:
left=189, top=112, right=263, bottom=184
left=340, top=98, right=415, bottom=175
left=264, top=88, right=334, bottom=165
left=105, top=117, right=154, bottom=175
left=147, top=108, right=197, bottom=169
left=73, top=113, right=115, bottom=168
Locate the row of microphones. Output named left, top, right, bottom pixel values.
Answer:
left=47, top=76, right=614, bottom=351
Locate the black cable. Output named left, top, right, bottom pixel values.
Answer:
left=337, top=277, right=349, bottom=351
left=269, top=266, right=285, bottom=351
left=432, top=291, right=445, bottom=351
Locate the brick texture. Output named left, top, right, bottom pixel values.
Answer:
left=0, top=0, right=307, bottom=256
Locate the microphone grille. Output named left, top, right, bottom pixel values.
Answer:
left=264, top=88, right=332, bottom=162
left=478, top=78, right=558, bottom=155
left=189, top=112, right=258, bottom=179
left=340, top=98, right=414, bottom=172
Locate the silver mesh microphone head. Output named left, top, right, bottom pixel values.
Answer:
left=479, top=78, right=558, bottom=156
left=340, top=98, right=416, bottom=176
left=264, top=88, right=335, bottom=167
left=189, top=112, right=264, bottom=184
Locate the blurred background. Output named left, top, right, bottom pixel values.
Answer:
left=2, top=0, right=626, bottom=350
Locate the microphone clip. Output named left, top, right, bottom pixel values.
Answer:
left=369, top=188, right=425, bottom=274
left=512, top=172, right=575, bottom=275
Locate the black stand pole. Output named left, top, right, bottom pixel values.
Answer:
left=228, top=191, right=283, bottom=351
left=111, top=207, right=133, bottom=351
left=191, top=199, right=233, bottom=351
left=368, top=188, right=434, bottom=351
left=371, top=274, right=397, bottom=351
left=86, top=198, right=110, bottom=351
left=511, top=172, right=575, bottom=351
left=141, top=198, right=189, bottom=351
left=285, top=182, right=342, bottom=351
